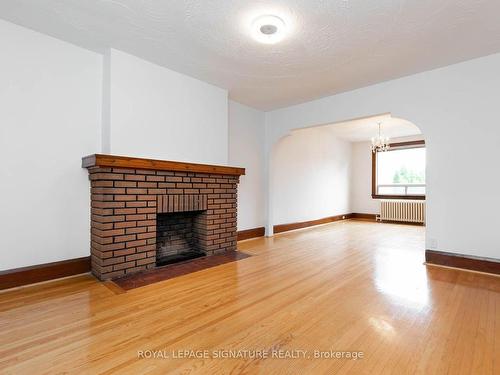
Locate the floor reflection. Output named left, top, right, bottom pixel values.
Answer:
left=368, top=316, right=396, bottom=338
left=374, top=248, right=431, bottom=309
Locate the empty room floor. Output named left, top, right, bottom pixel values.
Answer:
left=0, top=220, right=498, bottom=374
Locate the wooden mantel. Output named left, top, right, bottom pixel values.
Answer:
left=82, top=154, right=245, bottom=176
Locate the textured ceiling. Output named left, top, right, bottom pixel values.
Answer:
left=1, top=0, right=500, bottom=110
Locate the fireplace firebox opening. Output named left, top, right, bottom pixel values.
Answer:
left=156, top=211, right=206, bottom=267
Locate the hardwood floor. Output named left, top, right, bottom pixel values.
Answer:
left=0, top=220, right=498, bottom=374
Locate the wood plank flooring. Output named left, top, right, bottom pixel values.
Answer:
left=0, top=220, right=498, bottom=374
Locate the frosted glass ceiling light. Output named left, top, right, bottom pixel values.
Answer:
left=251, top=15, right=287, bottom=44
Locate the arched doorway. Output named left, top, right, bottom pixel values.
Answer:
left=266, top=113, right=426, bottom=236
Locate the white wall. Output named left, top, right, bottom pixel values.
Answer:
left=350, top=141, right=379, bottom=215
left=272, top=127, right=351, bottom=225
left=0, top=20, right=102, bottom=270
left=228, top=101, right=266, bottom=230
left=0, top=21, right=252, bottom=270
left=266, top=53, right=500, bottom=260
left=108, top=49, right=228, bottom=165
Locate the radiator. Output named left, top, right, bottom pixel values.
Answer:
left=378, top=200, right=425, bottom=224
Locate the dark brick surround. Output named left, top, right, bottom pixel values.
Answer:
left=83, top=155, right=244, bottom=280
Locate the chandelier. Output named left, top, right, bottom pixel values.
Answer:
left=371, top=122, right=390, bottom=153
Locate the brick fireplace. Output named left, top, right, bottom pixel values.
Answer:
left=82, top=154, right=245, bottom=280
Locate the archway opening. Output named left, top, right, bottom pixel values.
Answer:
left=267, top=113, right=428, bottom=303
left=268, top=113, right=426, bottom=235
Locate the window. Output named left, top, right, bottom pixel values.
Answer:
left=372, top=141, right=426, bottom=199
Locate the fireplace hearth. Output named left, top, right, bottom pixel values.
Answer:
left=82, top=154, right=245, bottom=280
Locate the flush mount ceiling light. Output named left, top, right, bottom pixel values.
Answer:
left=251, top=15, right=287, bottom=44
